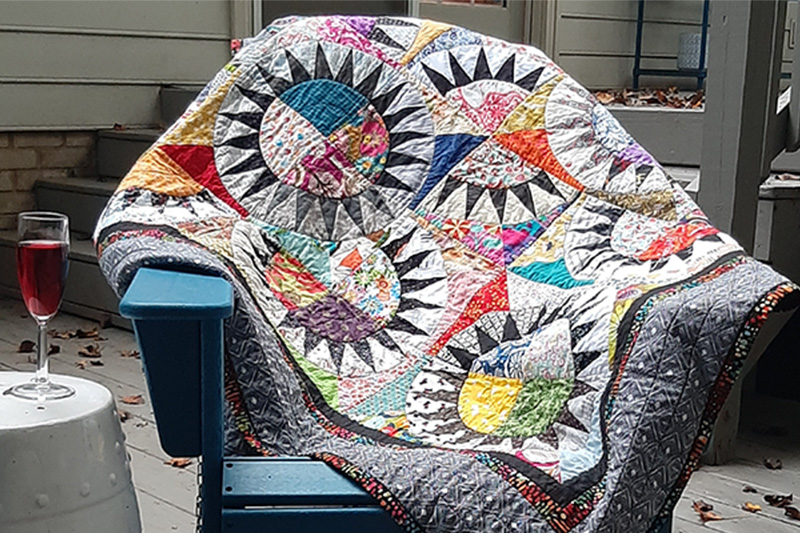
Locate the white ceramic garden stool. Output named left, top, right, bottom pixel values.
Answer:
left=0, top=372, right=141, bottom=533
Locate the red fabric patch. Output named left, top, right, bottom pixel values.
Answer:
left=160, top=144, right=248, bottom=217
left=429, top=271, right=509, bottom=355
left=494, top=130, right=584, bottom=192
left=638, top=222, right=719, bottom=261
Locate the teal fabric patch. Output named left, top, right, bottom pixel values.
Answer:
left=346, top=363, right=423, bottom=416
left=258, top=224, right=333, bottom=287
left=510, top=258, right=594, bottom=289
left=281, top=79, right=368, bottom=136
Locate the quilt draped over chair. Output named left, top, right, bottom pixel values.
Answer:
left=96, top=15, right=799, bottom=533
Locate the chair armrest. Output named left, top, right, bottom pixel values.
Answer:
left=120, top=267, right=233, bottom=321
left=119, top=268, right=233, bottom=458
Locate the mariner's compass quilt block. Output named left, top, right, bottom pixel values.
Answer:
left=96, top=16, right=799, bottom=533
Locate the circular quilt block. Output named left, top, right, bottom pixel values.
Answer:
left=260, top=81, right=391, bottom=198
left=231, top=218, right=448, bottom=379
left=214, top=40, right=435, bottom=241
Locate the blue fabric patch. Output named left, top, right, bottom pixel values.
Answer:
left=509, top=258, right=594, bottom=289
left=411, top=134, right=487, bottom=208
left=281, top=79, right=367, bottom=136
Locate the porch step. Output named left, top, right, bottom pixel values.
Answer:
left=97, top=128, right=161, bottom=179
left=35, top=176, right=118, bottom=237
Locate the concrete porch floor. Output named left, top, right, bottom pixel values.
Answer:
left=0, top=296, right=797, bottom=532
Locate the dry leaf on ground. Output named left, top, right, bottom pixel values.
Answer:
left=786, top=507, right=800, bottom=520
left=164, top=458, right=192, bottom=468
left=76, top=327, right=104, bottom=340
left=692, top=500, right=713, bottom=513
left=78, top=344, right=102, bottom=358
left=742, top=502, right=761, bottom=513
left=764, top=458, right=783, bottom=470
left=50, top=329, right=73, bottom=339
left=75, top=360, right=88, bottom=369
left=120, top=350, right=140, bottom=359
left=118, top=410, right=131, bottom=422
left=120, top=394, right=145, bottom=405
left=89, top=360, right=104, bottom=366
left=592, top=87, right=704, bottom=109
left=692, top=500, right=722, bottom=522
left=743, top=485, right=758, bottom=493
left=764, top=494, right=793, bottom=507
left=17, top=340, right=35, bottom=353
left=47, top=344, right=60, bottom=355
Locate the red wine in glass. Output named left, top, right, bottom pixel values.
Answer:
left=16, top=240, right=68, bottom=320
left=6, top=212, right=74, bottom=401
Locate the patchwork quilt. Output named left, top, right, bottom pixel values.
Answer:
left=96, top=15, right=799, bottom=533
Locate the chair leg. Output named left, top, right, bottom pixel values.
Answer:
left=200, top=318, right=225, bottom=532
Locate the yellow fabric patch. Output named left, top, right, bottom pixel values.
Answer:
left=162, top=73, right=239, bottom=147
left=591, top=190, right=677, bottom=221
left=495, top=76, right=562, bottom=134
left=118, top=147, right=204, bottom=197
left=458, top=373, right=523, bottom=434
left=400, top=20, right=452, bottom=65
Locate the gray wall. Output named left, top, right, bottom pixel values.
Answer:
left=262, top=0, right=407, bottom=26
left=0, top=0, right=232, bottom=131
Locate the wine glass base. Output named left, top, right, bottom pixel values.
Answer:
left=4, top=381, right=76, bottom=401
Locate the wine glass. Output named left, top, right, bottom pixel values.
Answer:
left=6, top=212, right=74, bottom=401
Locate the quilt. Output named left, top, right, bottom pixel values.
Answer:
left=96, top=15, right=799, bottom=532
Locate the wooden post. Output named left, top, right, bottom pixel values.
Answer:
left=698, top=0, right=786, bottom=254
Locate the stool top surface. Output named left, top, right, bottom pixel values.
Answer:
left=0, top=372, right=113, bottom=431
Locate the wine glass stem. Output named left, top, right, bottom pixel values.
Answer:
left=35, top=321, right=49, bottom=386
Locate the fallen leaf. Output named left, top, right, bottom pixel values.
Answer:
left=120, top=350, right=140, bottom=359
left=764, top=458, right=783, bottom=470
left=764, top=494, right=793, bottom=507
left=48, top=344, right=60, bottom=355
left=121, top=394, right=145, bottom=405
left=118, top=410, right=131, bottom=422
left=17, top=340, right=35, bottom=353
left=777, top=173, right=800, bottom=181
left=76, top=327, right=100, bottom=339
left=742, top=502, right=761, bottom=513
left=112, top=123, right=127, bottom=131
left=78, top=344, right=102, bottom=358
left=89, top=360, right=104, bottom=366
left=595, top=91, right=615, bottom=105
left=786, top=507, right=800, bottom=520
left=698, top=510, right=723, bottom=522
left=692, top=500, right=714, bottom=513
left=692, top=500, right=723, bottom=522
left=164, top=458, right=192, bottom=468
left=75, top=360, right=88, bottom=369
left=743, top=485, right=758, bottom=493
left=50, top=329, right=74, bottom=339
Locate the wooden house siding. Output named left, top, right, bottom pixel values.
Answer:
left=0, top=0, right=232, bottom=131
